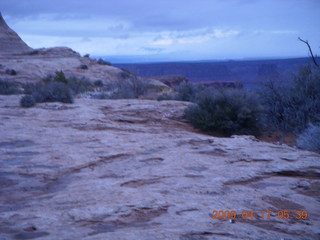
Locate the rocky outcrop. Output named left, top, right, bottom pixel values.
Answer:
left=0, top=15, right=168, bottom=92
left=0, top=13, right=32, bottom=54
left=152, top=75, right=189, bottom=87
left=0, top=95, right=319, bottom=240
left=28, top=47, right=80, bottom=58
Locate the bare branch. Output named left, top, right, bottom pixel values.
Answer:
left=298, top=37, right=319, bottom=68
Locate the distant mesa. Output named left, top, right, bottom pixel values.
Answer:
left=0, top=12, right=32, bottom=54
left=196, top=81, right=243, bottom=89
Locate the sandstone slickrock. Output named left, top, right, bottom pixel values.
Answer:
left=0, top=95, right=319, bottom=240
left=0, top=13, right=32, bottom=54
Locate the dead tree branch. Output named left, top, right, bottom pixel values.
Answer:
left=298, top=37, right=319, bottom=68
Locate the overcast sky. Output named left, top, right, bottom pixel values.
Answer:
left=1, top=0, right=319, bottom=62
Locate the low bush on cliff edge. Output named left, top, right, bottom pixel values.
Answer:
left=260, top=66, right=320, bottom=134
left=174, top=82, right=204, bottom=102
left=296, top=124, right=320, bottom=153
left=185, top=89, right=261, bottom=136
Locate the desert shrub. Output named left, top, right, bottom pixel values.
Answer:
left=296, top=124, right=320, bottom=153
left=119, top=69, right=134, bottom=79
left=0, top=79, right=21, bottom=95
left=80, top=64, right=88, bottom=70
left=23, top=82, right=44, bottom=95
left=94, top=80, right=104, bottom=88
left=5, top=69, right=17, bottom=75
left=185, top=89, right=261, bottom=136
left=289, top=66, right=320, bottom=130
left=157, top=93, right=175, bottom=101
left=66, top=76, right=92, bottom=94
left=259, top=79, right=292, bottom=133
left=174, top=82, right=204, bottom=102
left=53, top=71, right=68, bottom=84
left=33, top=82, right=73, bottom=103
left=103, top=76, right=149, bottom=99
left=260, top=66, right=320, bottom=133
left=44, top=71, right=92, bottom=94
left=20, top=95, right=36, bottom=108
left=28, top=50, right=40, bottom=55
left=97, top=58, right=111, bottom=66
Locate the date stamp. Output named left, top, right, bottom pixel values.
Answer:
left=211, top=210, right=309, bottom=220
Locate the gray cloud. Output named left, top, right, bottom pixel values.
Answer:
left=1, top=0, right=319, bottom=60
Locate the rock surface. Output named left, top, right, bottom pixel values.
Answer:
left=0, top=95, right=319, bottom=240
left=0, top=13, right=32, bottom=54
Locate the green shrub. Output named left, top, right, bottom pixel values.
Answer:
left=296, top=124, right=320, bottom=153
left=0, top=79, right=21, bottom=95
left=33, top=82, right=73, bottom=103
left=53, top=71, right=68, bottom=84
left=185, top=89, right=261, bottom=136
left=20, top=95, right=36, bottom=108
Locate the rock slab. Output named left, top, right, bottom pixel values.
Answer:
left=0, top=95, right=319, bottom=240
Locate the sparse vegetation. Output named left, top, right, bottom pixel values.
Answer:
left=104, top=75, right=149, bottom=99
left=20, top=71, right=91, bottom=105
left=119, top=69, right=132, bottom=79
left=44, top=71, right=93, bottom=94
left=20, top=95, right=36, bottom=108
left=0, top=79, right=21, bottom=95
left=296, top=124, right=320, bottom=153
left=185, top=89, right=261, bottom=136
left=157, top=93, right=175, bottom=101
left=5, top=69, right=17, bottom=75
left=94, top=80, right=104, bottom=88
left=97, top=58, right=112, bottom=66
left=80, top=64, right=88, bottom=70
left=33, top=81, right=74, bottom=103
left=174, top=82, right=204, bottom=102
left=260, top=66, right=320, bottom=135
